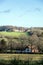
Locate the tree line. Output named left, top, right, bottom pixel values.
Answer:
left=0, top=31, right=43, bottom=53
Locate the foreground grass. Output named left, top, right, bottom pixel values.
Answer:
left=0, top=54, right=43, bottom=61
left=0, top=59, right=43, bottom=65
left=0, top=54, right=43, bottom=65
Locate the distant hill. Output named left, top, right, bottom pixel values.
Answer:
left=0, top=26, right=43, bottom=32
left=0, top=26, right=29, bottom=32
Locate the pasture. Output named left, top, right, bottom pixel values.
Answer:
left=0, top=32, right=28, bottom=37
left=0, top=54, right=43, bottom=61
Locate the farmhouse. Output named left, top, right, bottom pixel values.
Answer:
left=28, top=45, right=39, bottom=53
left=15, top=45, right=39, bottom=53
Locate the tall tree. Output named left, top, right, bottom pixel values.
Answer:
left=0, top=38, right=7, bottom=52
left=29, top=34, right=39, bottom=53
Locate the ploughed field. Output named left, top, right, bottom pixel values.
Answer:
left=0, top=54, right=43, bottom=61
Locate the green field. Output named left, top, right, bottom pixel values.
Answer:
left=0, top=32, right=28, bottom=37
left=0, top=54, right=43, bottom=61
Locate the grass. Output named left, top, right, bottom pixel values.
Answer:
left=0, top=58, right=43, bottom=65
left=0, top=54, right=43, bottom=61
left=0, top=32, right=28, bottom=37
left=0, top=54, right=43, bottom=65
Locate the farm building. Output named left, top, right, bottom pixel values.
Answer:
left=15, top=45, right=39, bottom=53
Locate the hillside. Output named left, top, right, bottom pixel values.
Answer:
left=0, top=26, right=43, bottom=53
left=0, top=32, right=28, bottom=38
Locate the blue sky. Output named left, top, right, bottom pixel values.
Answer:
left=0, top=0, right=43, bottom=27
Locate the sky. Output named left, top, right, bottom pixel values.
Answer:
left=0, top=0, right=43, bottom=27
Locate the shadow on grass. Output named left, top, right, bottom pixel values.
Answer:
left=0, top=58, right=43, bottom=65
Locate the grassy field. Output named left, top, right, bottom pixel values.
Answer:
left=0, top=32, right=28, bottom=37
left=0, top=54, right=43, bottom=61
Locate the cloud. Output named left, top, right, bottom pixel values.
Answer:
left=18, top=13, right=26, bottom=18
left=18, top=9, right=31, bottom=17
left=0, top=9, right=11, bottom=13
left=3, top=9, right=11, bottom=13
left=35, top=8, right=41, bottom=12
left=18, top=8, right=41, bottom=17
